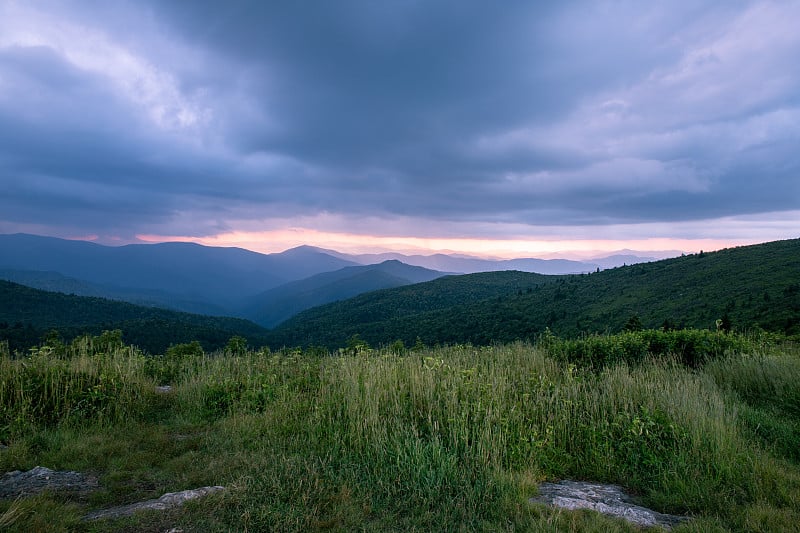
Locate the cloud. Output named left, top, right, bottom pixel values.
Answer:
left=0, top=0, right=797, bottom=247
left=469, top=1, right=800, bottom=223
left=0, top=2, right=211, bottom=132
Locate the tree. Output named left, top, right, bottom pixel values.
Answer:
left=345, top=334, right=370, bottom=356
left=412, top=336, right=425, bottom=352
left=225, top=336, right=248, bottom=356
left=623, top=314, right=643, bottom=332
left=94, top=329, right=124, bottom=352
left=42, top=329, right=66, bottom=355
left=389, top=339, right=406, bottom=355
left=166, top=340, right=204, bottom=359
left=717, top=314, right=732, bottom=333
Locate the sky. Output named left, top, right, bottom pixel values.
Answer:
left=0, top=0, right=798, bottom=259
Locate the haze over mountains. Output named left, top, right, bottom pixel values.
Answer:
left=344, top=251, right=672, bottom=275
left=2, top=237, right=796, bottom=355
left=0, top=233, right=669, bottom=327
left=240, top=260, right=446, bottom=328
left=0, top=234, right=357, bottom=319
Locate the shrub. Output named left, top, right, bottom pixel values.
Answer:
left=225, top=336, right=248, bottom=356
left=145, top=340, right=205, bottom=384
left=542, top=328, right=764, bottom=368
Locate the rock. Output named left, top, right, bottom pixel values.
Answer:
left=0, top=466, right=98, bottom=498
left=3, top=466, right=224, bottom=526
left=83, top=485, right=225, bottom=521
left=531, top=480, right=689, bottom=530
left=155, top=385, right=173, bottom=394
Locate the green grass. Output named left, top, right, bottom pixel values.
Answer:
left=2, top=332, right=799, bottom=531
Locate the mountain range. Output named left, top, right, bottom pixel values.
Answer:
left=0, top=233, right=667, bottom=327
left=268, top=238, right=800, bottom=348
left=1, top=237, right=797, bottom=354
left=343, top=251, right=672, bottom=274
left=240, top=260, right=446, bottom=328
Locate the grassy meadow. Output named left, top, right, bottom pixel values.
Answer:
left=1, top=331, right=799, bottom=531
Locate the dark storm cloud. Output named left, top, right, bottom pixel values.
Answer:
left=154, top=2, right=662, bottom=162
left=0, top=0, right=798, bottom=241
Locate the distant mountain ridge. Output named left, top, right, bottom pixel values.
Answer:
left=0, top=268, right=231, bottom=315
left=347, top=252, right=591, bottom=274
left=1, top=233, right=675, bottom=327
left=345, top=250, right=671, bottom=274
left=0, top=233, right=358, bottom=315
left=239, top=260, right=447, bottom=327
left=3, top=236, right=797, bottom=353
left=268, top=239, right=800, bottom=349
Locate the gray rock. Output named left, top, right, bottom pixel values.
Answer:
left=0, top=466, right=98, bottom=498
left=155, top=385, right=173, bottom=393
left=531, top=480, right=689, bottom=530
left=84, top=485, right=225, bottom=521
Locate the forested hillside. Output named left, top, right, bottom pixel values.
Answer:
left=268, top=270, right=560, bottom=347
left=240, top=260, right=445, bottom=327
left=269, top=239, right=800, bottom=349
left=0, top=281, right=270, bottom=353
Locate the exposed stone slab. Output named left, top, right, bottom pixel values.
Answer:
left=83, top=485, right=225, bottom=521
left=531, top=480, right=689, bottom=530
left=0, top=466, right=98, bottom=498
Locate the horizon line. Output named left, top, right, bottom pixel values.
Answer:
left=4, top=230, right=788, bottom=262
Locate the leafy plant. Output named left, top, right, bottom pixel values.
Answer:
left=225, top=335, right=248, bottom=356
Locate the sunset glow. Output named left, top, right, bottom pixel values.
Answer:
left=135, top=229, right=755, bottom=260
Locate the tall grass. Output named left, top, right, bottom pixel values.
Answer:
left=1, top=331, right=799, bottom=531
left=705, top=349, right=800, bottom=466
left=309, top=344, right=793, bottom=518
left=0, top=336, right=156, bottom=440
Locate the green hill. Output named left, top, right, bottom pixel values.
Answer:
left=269, top=239, right=800, bottom=348
left=240, top=260, right=446, bottom=327
left=268, top=270, right=560, bottom=347
left=0, top=280, right=270, bottom=353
